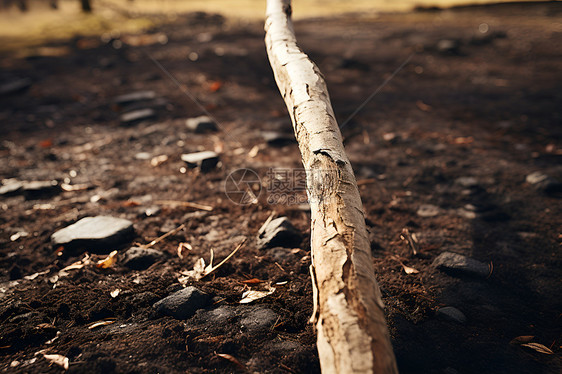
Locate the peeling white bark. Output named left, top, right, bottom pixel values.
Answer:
left=265, top=1, right=398, bottom=373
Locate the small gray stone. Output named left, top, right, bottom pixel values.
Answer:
left=455, top=177, right=479, bottom=188
left=186, top=116, right=218, bottom=133
left=0, top=78, right=31, bottom=95
left=239, top=307, right=279, bottom=333
left=262, top=131, right=296, bottom=147
left=181, top=151, right=219, bottom=172
left=51, top=216, right=134, bottom=251
left=122, top=247, right=163, bottom=270
left=120, top=108, right=156, bottom=124
left=432, top=251, right=490, bottom=278
left=436, top=306, right=467, bottom=324
left=257, top=217, right=301, bottom=249
left=417, top=204, right=440, bottom=218
left=113, top=91, right=156, bottom=104
left=153, top=286, right=211, bottom=319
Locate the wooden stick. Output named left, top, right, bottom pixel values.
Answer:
left=265, top=1, right=398, bottom=373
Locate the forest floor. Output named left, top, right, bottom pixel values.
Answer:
left=1, top=2, right=561, bottom=373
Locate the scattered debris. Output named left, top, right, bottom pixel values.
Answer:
left=520, top=343, right=554, bottom=355
left=153, top=286, right=211, bottom=319
left=88, top=319, right=116, bottom=330
left=240, top=287, right=276, bottom=304
left=455, top=176, right=479, bottom=188
left=155, top=200, right=213, bottom=211
left=417, top=204, right=440, bottom=218
left=510, top=336, right=535, bottom=344
left=113, top=90, right=156, bottom=104
left=525, top=171, right=561, bottom=193
left=51, top=216, right=135, bottom=251
left=186, top=115, right=219, bottom=133
left=96, top=250, right=118, bottom=269
left=436, top=306, right=467, bottom=324
left=402, top=264, right=420, bottom=274
left=42, top=353, right=69, bottom=370
left=110, top=289, right=121, bottom=298
left=23, top=269, right=50, bottom=281
left=400, top=228, right=419, bottom=256
left=10, top=231, right=29, bottom=242
left=432, top=251, right=491, bottom=278
left=120, top=108, right=156, bottom=124
left=257, top=217, right=301, bottom=249
left=177, top=242, right=192, bottom=259
left=180, top=238, right=246, bottom=282
left=150, top=155, right=169, bottom=167
left=181, top=151, right=219, bottom=172
left=122, top=247, right=162, bottom=270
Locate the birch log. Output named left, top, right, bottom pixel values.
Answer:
left=265, top=1, right=398, bottom=373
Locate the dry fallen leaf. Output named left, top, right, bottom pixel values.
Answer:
left=96, top=250, right=118, bottom=269
left=61, top=254, right=91, bottom=272
left=216, top=353, right=246, bottom=370
left=177, top=242, right=192, bottom=259
left=110, top=289, right=121, bottom=298
left=242, top=278, right=263, bottom=284
left=520, top=343, right=554, bottom=355
left=88, top=319, right=116, bottom=330
left=402, top=265, right=420, bottom=274
left=43, top=353, right=69, bottom=370
left=240, top=287, right=275, bottom=304
left=510, top=335, right=535, bottom=345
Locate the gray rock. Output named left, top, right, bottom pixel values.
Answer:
left=186, top=116, right=218, bottom=133
left=113, top=91, right=156, bottom=104
left=0, top=78, right=31, bottom=95
left=181, top=151, right=219, bottom=172
left=51, top=216, right=134, bottom=251
left=432, top=251, right=490, bottom=278
left=122, top=247, right=163, bottom=270
left=262, top=131, right=296, bottom=147
left=436, top=306, right=467, bottom=324
left=153, top=286, right=211, bottom=319
left=120, top=108, right=156, bottom=124
left=257, top=217, right=301, bottom=249
left=417, top=204, right=440, bottom=218
left=239, top=307, right=279, bottom=333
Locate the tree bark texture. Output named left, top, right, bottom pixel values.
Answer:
left=265, top=1, right=398, bottom=373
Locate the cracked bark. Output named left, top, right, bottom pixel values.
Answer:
left=265, top=1, right=398, bottom=373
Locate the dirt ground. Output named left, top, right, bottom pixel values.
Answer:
left=1, top=2, right=561, bottom=373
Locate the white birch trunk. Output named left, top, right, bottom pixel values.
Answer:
left=265, top=1, right=398, bottom=373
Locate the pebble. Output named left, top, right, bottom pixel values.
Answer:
left=181, top=151, right=219, bottom=172
left=120, top=108, right=156, bottom=124
left=153, top=286, right=211, bottom=319
left=261, top=131, right=296, bottom=147
left=455, top=176, right=479, bottom=188
left=185, top=115, right=218, bottom=133
left=525, top=171, right=560, bottom=193
left=51, top=216, right=134, bottom=251
left=121, top=247, right=163, bottom=270
left=113, top=90, right=156, bottom=104
left=257, top=217, right=301, bottom=249
left=432, top=251, right=490, bottom=278
left=417, top=204, right=440, bottom=217
left=436, top=306, right=467, bottom=324
left=239, top=306, right=279, bottom=333
left=0, top=78, right=32, bottom=95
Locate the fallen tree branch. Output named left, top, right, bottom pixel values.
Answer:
left=264, top=1, right=398, bottom=373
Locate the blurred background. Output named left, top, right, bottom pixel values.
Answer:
left=0, top=0, right=548, bottom=54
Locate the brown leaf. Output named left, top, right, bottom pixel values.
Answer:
left=520, top=343, right=554, bottom=355
left=242, top=278, right=263, bottom=284
left=510, top=335, right=535, bottom=345
left=177, top=242, right=192, bottom=260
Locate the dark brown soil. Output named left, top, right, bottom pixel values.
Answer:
left=1, top=3, right=561, bottom=373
